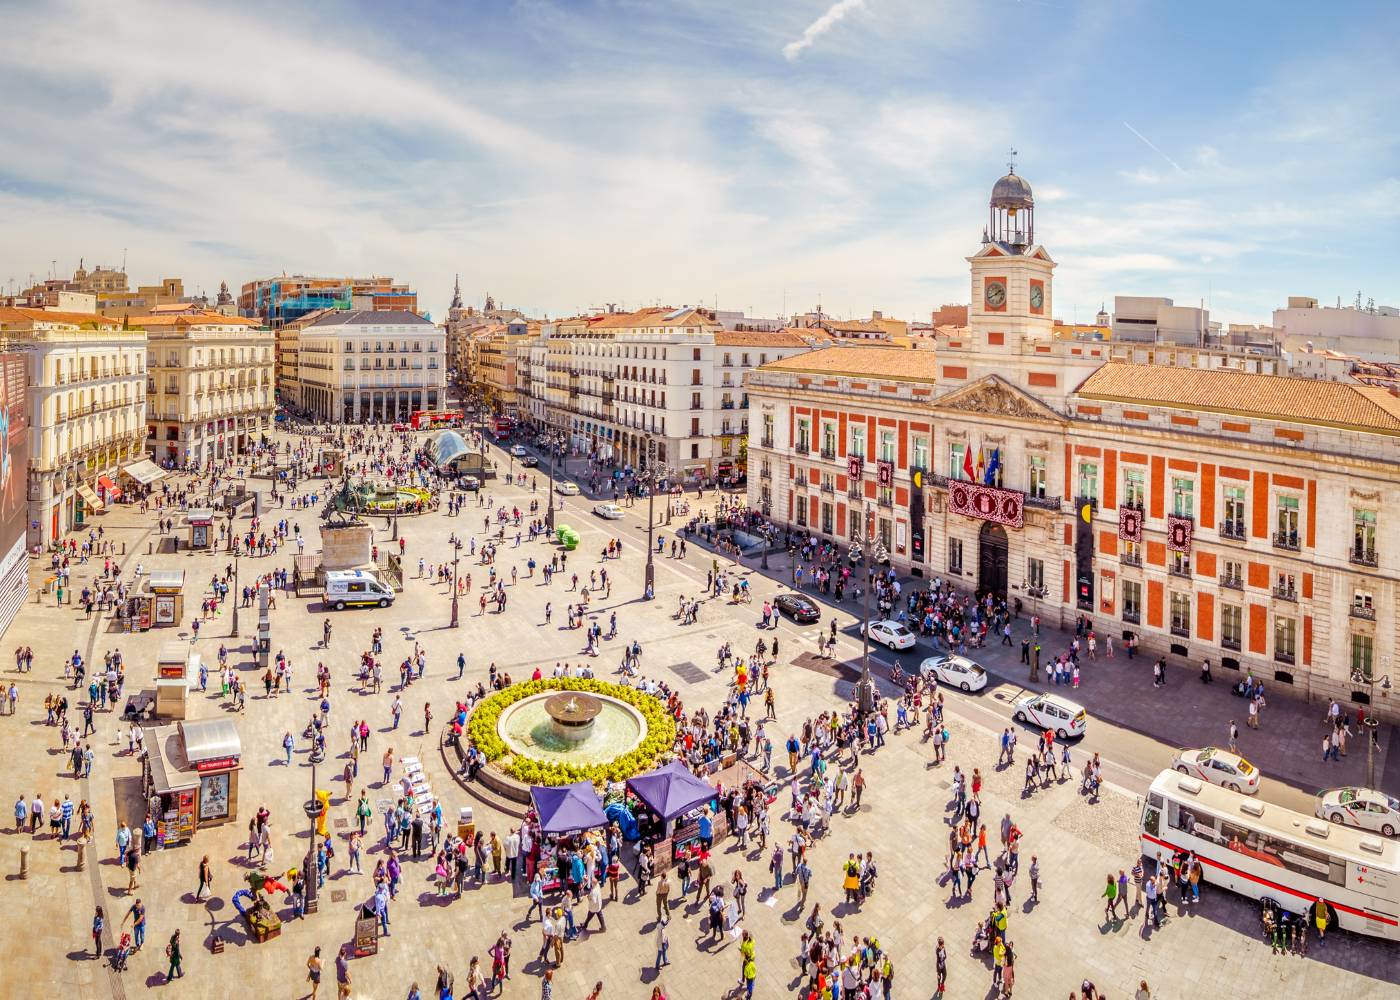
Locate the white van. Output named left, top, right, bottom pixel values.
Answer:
left=324, top=569, right=395, bottom=610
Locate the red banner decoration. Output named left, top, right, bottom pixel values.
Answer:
left=1118, top=507, right=1143, bottom=543
left=1167, top=515, right=1194, bottom=553
left=877, top=460, right=894, bottom=488
left=847, top=456, right=863, bottom=480
left=947, top=482, right=1024, bottom=528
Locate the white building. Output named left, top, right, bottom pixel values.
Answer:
left=142, top=312, right=275, bottom=465
left=299, top=310, right=445, bottom=423
left=0, top=306, right=148, bottom=546
left=1111, top=295, right=1210, bottom=345
left=1274, top=296, right=1400, bottom=362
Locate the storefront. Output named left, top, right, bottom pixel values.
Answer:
left=96, top=474, right=122, bottom=504
left=142, top=718, right=242, bottom=847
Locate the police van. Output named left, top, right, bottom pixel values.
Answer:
left=323, top=569, right=395, bottom=610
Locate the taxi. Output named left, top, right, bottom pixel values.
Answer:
left=1315, top=787, right=1400, bottom=837
left=1171, top=746, right=1261, bottom=795
left=1011, top=692, right=1087, bottom=738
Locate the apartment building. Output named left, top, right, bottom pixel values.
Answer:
left=298, top=310, right=445, bottom=423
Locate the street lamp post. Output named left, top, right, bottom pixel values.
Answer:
left=230, top=549, right=240, bottom=638
left=302, top=761, right=320, bottom=915
left=1352, top=663, right=1392, bottom=789
left=856, top=503, right=877, bottom=717
left=545, top=434, right=557, bottom=531
left=643, top=437, right=657, bottom=600
left=450, top=537, right=463, bottom=628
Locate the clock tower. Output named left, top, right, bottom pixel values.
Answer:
left=967, top=160, right=1055, bottom=350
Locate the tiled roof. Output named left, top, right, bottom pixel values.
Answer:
left=754, top=345, right=940, bottom=382
left=1075, top=362, right=1400, bottom=434
left=714, top=330, right=823, bottom=348
left=0, top=306, right=119, bottom=328
left=586, top=307, right=718, bottom=331
left=306, top=309, right=433, bottom=328
left=134, top=311, right=260, bottom=327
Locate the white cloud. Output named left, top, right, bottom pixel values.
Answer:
left=783, top=0, right=867, bottom=61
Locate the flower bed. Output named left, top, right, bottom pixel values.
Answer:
left=468, top=678, right=676, bottom=788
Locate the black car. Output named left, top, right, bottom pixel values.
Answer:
left=775, top=593, right=820, bottom=623
left=521, top=456, right=539, bottom=468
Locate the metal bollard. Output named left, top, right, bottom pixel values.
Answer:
left=19, top=845, right=28, bottom=879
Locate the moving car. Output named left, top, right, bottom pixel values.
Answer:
left=861, top=619, right=916, bottom=651
left=1316, top=787, right=1400, bottom=837
left=457, top=476, right=481, bottom=492
left=510, top=444, right=527, bottom=457
left=555, top=482, right=580, bottom=496
left=323, top=569, right=395, bottom=611
left=919, top=654, right=988, bottom=692
left=592, top=503, right=624, bottom=519
left=520, top=456, right=539, bottom=467
left=1171, top=747, right=1261, bottom=795
left=774, top=593, right=820, bottom=623
left=1012, top=692, right=1087, bottom=738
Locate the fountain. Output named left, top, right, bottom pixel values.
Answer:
left=544, top=693, right=603, bottom=742
left=497, top=690, right=645, bottom=766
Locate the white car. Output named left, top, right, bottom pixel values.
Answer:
left=592, top=503, right=624, bottom=519
left=555, top=482, right=580, bottom=496
left=919, top=654, right=988, bottom=692
left=1316, top=787, right=1400, bottom=837
left=861, top=619, right=916, bottom=651
left=510, top=445, right=528, bottom=457
left=1171, top=747, right=1261, bottom=795
left=1011, top=692, right=1087, bottom=739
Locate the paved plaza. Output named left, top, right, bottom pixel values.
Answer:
left=0, top=428, right=1396, bottom=999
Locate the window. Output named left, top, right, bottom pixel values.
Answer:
left=950, top=443, right=967, bottom=481
left=1274, top=617, right=1296, bottom=664
left=1275, top=495, right=1300, bottom=547
left=1351, top=634, right=1374, bottom=680
left=722, top=353, right=732, bottom=367
left=1123, top=468, right=1145, bottom=509
left=691, top=368, right=701, bottom=385
left=948, top=538, right=963, bottom=574
left=879, top=430, right=895, bottom=463
left=1274, top=571, right=1296, bottom=600
left=1027, top=557, right=1045, bottom=594
left=1028, top=456, right=1047, bottom=498
left=761, top=413, right=774, bottom=447
left=1170, top=549, right=1192, bottom=576
left=912, top=435, right=930, bottom=471
left=821, top=422, right=837, bottom=457
left=878, top=517, right=892, bottom=553
left=795, top=495, right=807, bottom=526
left=1353, top=510, right=1377, bottom=564
left=849, top=508, right=863, bottom=541
left=1223, top=486, right=1247, bottom=537
left=1077, top=462, right=1099, bottom=502
left=1122, top=580, right=1141, bottom=623
left=1352, top=589, right=1375, bottom=620
left=796, top=418, right=811, bottom=452
left=1221, top=605, right=1242, bottom=650
left=1172, top=477, right=1195, bottom=518
left=1170, top=592, right=1191, bottom=637
left=692, top=348, right=701, bottom=361
left=821, top=502, right=833, bottom=535
left=1221, top=558, right=1243, bottom=588
left=850, top=426, right=866, bottom=459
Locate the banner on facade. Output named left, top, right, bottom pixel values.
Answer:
left=877, top=460, right=893, bottom=488
left=1167, top=515, right=1194, bottom=553
left=1118, top=506, right=1143, bottom=543
left=947, top=481, right=1024, bottom=529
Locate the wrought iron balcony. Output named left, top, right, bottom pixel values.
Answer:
left=1271, top=585, right=1297, bottom=602
left=1350, top=604, right=1377, bottom=621
left=1274, top=650, right=1296, bottom=665
left=1273, top=530, right=1300, bottom=552
left=1350, top=546, right=1378, bottom=568
left=1220, top=521, right=1247, bottom=541
left=1219, top=574, right=1244, bottom=590
left=1122, top=609, right=1141, bottom=625
left=820, top=447, right=837, bottom=460
left=1221, top=636, right=1241, bottom=652
left=1120, top=551, right=1143, bottom=568
left=1168, top=563, right=1193, bottom=579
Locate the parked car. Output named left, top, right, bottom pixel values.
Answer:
left=510, top=444, right=527, bottom=457
left=918, top=654, right=988, bottom=692
left=1315, top=787, right=1399, bottom=836
left=457, top=476, right=481, bottom=492
left=1171, top=747, right=1261, bottom=795
left=555, top=482, right=581, bottom=496
left=774, top=593, right=820, bottom=623
left=592, top=503, right=624, bottom=519
left=1011, top=692, right=1087, bottom=738
left=860, top=619, right=916, bottom=651
left=521, top=456, right=539, bottom=467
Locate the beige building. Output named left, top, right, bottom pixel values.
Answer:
left=299, top=310, right=446, bottom=423
left=143, top=312, right=274, bottom=466
left=0, top=306, right=148, bottom=546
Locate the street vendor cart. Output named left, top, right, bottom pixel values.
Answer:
left=142, top=718, right=242, bottom=847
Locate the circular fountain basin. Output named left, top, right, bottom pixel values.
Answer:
left=498, top=692, right=645, bottom=765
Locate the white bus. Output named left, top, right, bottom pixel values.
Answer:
left=1140, top=769, right=1400, bottom=941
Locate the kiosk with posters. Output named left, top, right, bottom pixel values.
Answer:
left=154, top=640, right=199, bottom=719
left=142, top=719, right=242, bottom=847
left=184, top=509, right=215, bottom=550
left=147, top=569, right=185, bottom=628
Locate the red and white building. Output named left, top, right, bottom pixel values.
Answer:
left=745, top=169, right=1400, bottom=718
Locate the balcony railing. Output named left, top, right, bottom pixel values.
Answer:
left=1220, top=521, right=1247, bottom=541
left=1272, top=585, right=1297, bottom=602
left=1274, top=650, right=1296, bottom=666
left=793, top=478, right=808, bottom=491
left=1273, top=530, right=1300, bottom=552
left=820, top=447, right=837, bottom=460
left=847, top=487, right=863, bottom=500
left=1221, top=636, right=1241, bottom=652
left=1121, top=499, right=1145, bottom=514
left=1350, top=546, right=1378, bottom=568
left=819, top=482, right=835, bottom=495
left=720, top=401, right=735, bottom=410
left=1170, top=622, right=1190, bottom=638
left=876, top=494, right=893, bottom=509
left=1120, top=551, right=1143, bottom=568
left=1024, top=494, right=1063, bottom=511
left=1219, top=574, right=1244, bottom=590
left=760, top=436, right=774, bottom=449
left=759, top=465, right=771, bottom=480
left=1168, top=563, right=1193, bottom=579
left=1350, top=604, right=1377, bottom=621
left=1122, top=609, right=1141, bottom=625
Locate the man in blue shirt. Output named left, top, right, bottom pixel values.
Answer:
left=698, top=812, right=713, bottom=852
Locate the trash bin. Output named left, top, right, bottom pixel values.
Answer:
left=458, top=805, right=474, bottom=842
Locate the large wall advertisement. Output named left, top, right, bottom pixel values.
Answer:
left=0, top=354, right=30, bottom=639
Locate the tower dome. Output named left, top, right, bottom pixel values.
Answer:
left=990, top=171, right=1034, bottom=210
left=984, top=159, right=1034, bottom=252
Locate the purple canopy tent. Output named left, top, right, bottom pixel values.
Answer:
left=625, top=761, right=716, bottom=821
left=531, top=781, right=609, bottom=835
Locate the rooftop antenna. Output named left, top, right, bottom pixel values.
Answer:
left=121, top=248, right=127, bottom=273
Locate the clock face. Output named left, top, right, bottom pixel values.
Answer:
left=1029, top=284, right=1044, bottom=310
left=985, top=281, right=1007, bottom=309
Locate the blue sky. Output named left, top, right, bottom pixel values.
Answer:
left=1, top=0, right=1396, bottom=325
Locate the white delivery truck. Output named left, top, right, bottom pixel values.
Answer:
left=323, top=569, right=395, bottom=610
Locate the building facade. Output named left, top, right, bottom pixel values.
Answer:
left=143, top=312, right=275, bottom=465
left=0, top=307, right=148, bottom=546
left=298, top=310, right=445, bottom=423
left=746, top=169, right=1400, bottom=719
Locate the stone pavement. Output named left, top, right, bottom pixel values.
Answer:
left=0, top=431, right=1394, bottom=999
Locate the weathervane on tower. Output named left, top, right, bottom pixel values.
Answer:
left=1007, top=147, right=1018, bottom=174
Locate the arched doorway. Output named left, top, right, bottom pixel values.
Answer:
left=978, top=521, right=1009, bottom=601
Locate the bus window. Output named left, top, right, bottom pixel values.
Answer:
left=1218, top=817, right=1346, bottom=887
left=1142, top=793, right=1163, bottom=837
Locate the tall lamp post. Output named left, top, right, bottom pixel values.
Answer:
left=643, top=437, right=658, bottom=600
left=545, top=433, right=558, bottom=531
left=302, top=761, right=320, bottom=915
left=854, top=503, right=886, bottom=718
left=449, top=537, right=463, bottom=628
left=1351, top=663, right=1392, bottom=789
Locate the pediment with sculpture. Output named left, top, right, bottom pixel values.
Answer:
left=933, top=374, right=1065, bottom=423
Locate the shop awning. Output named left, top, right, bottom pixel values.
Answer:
left=75, top=484, right=104, bottom=511
left=122, top=459, right=167, bottom=485
left=531, top=781, right=609, bottom=835
left=97, top=474, right=122, bottom=499
left=626, top=761, right=716, bottom=821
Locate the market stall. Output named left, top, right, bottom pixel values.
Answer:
left=625, top=761, right=718, bottom=869
left=529, top=781, right=612, bottom=891
left=154, top=640, right=200, bottom=719
left=142, top=718, right=242, bottom=847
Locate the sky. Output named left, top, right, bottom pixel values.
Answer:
left=1, top=0, right=1397, bottom=326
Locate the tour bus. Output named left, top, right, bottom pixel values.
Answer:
left=323, top=569, right=395, bottom=610
left=410, top=410, right=463, bottom=431
left=1140, top=769, right=1400, bottom=940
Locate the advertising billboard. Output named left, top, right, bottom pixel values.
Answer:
left=0, top=353, right=29, bottom=639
